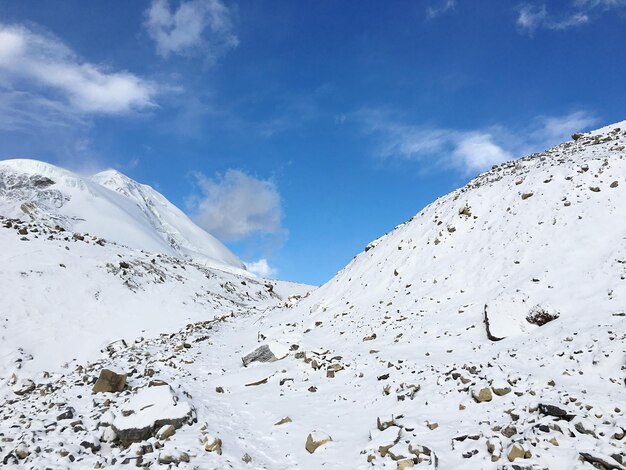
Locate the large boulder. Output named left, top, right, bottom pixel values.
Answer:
left=111, top=385, right=195, bottom=445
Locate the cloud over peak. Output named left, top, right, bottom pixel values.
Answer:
left=245, top=258, right=277, bottom=278
left=188, top=169, right=285, bottom=242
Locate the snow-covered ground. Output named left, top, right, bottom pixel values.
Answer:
left=0, top=216, right=308, bottom=380
left=1, top=122, right=625, bottom=469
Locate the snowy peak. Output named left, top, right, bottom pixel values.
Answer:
left=89, top=168, right=244, bottom=269
left=0, top=159, right=244, bottom=270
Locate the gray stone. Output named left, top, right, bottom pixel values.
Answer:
left=242, top=345, right=279, bottom=367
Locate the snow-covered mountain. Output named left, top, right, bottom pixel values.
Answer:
left=1, top=123, right=625, bottom=469
left=0, top=159, right=244, bottom=269
left=0, top=159, right=309, bottom=385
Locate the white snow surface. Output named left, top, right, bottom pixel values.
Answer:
left=1, top=121, right=625, bottom=469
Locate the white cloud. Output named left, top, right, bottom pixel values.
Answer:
left=361, top=110, right=598, bottom=175
left=0, top=24, right=156, bottom=115
left=427, top=0, right=456, bottom=18
left=144, top=0, right=238, bottom=61
left=245, top=258, right=277, bottom=278
left=451, top=133, right=513, bottom=173
left=189, top=169, right=284, bottom=242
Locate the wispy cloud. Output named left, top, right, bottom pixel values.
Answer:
left=360, top=110, right=598, bottom=175
left=575, top=0, right=626, bottom=8
left=516, top=4, right=589, bottom=34
left=516, top=0, right=625, bottom=34
left=0, top=89, right=86, bottom=132
left=144, top=0, right=238, bottom=62
left=0, top=24, right=156, bottom=116
left=427, top=0, right=456, bottom=18
left=531, top=110, right=598, bottom=144
left=188, top=169, right=285, bottom=242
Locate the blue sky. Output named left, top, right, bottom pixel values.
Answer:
left=0, top=0, right=625, bottom=284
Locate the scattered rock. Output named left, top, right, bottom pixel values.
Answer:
left=158, top=450, right=190, bottom=465
left=156, top=424, right=176, bottom=440
left=501, top=425, right=517, bottom=438
left=92, top=369, right=127, bottom=394
left=579, top=452, right=625, bottom=470
left=203, top=434, right=223, bottom=454
left=507, top=443, right=527, bottom=462
left=538, top=403, right=575, bottom=421
left=80, top=435, right=101, bottom=453
left=472, top=387, right=493, bottom=403
left=275, top=416, right=292, bottom=426
left=12, top=378, right=35, bottom=396
left=458, top=206, right=471, bottom=217
left=57, top=408, right=74, bottom=420
left=397, top=458, right=415, bottom=469
left=486, top=437, right=502, bottom=462
left=305, top=431, right=332, bottom=454
left=370, top=426, right=401, bottom=457
left=492, top=386, right=511, bottom=396
left=15, top=443, right=30, bottom=460
left=377, top=416, right=396, bottom=431
left=245, top=377, right=269, bottom=387
left=242, top=343, right=287, bottom=367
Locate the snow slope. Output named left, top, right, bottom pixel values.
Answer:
left=1, top=122, right=625, bottom=469
left=0, top=159, right=244, bottom=269
left=0, top=217, right=307, bottom=380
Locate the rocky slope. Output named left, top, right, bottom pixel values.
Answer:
left=1, top=122, right=625, bottom=469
